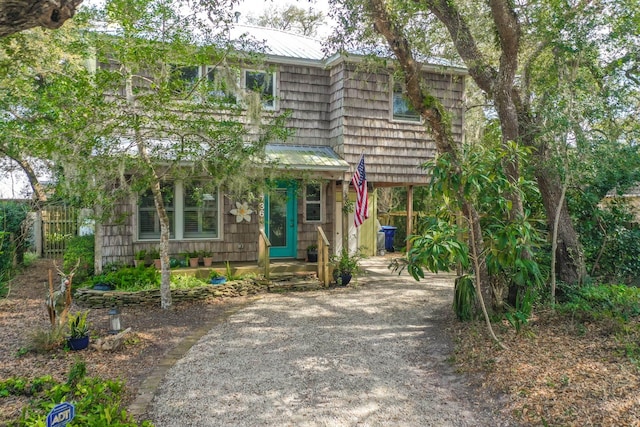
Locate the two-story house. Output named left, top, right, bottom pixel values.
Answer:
left=96, top=25, right=466, bottom=269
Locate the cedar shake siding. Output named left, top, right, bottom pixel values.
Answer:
left=95, top=25, right=466, bottom=267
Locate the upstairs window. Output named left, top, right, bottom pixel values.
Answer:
left=244, top=70, right=276, bottom=109
left=304, top=183, right=323, bottom=222
left=204, top=66, right=238, bottom=105
left=171, top=65, right=199, bottom=96
left=392, top=81, right=420, bottom=122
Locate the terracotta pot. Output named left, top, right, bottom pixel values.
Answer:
left=189, top=258, right=200, bottom=268
left=154, top=259, right=162, bottom=269
left=202, top=257, right=213, bottom=267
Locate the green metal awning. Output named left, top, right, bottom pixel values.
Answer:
left=265, top=144, right=350, bottom=171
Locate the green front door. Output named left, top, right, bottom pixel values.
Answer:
left=265, top=182, right=297, bottom=258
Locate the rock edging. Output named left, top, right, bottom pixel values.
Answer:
left=74, top=279, right=267, bottom=308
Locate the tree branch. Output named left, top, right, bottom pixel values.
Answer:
left=420, top=0, right=498, bottom=95
left=0, top=0, right=84, bottom=37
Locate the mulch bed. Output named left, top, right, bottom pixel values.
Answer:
left=453, top=312, right=640, bottom=426
left=0, top=258, right=254, bottom=425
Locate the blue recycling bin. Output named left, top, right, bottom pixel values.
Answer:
left=380, top=226, right=397, bottom=252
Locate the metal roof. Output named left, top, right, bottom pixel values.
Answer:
left=230, top=25, right=326, bottom=61
left=265, top=144, right=349, bottom=171
left=230, top=24, right=466, bottom=73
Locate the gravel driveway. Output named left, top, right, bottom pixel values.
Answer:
left=149, top=258, right=511, bottom=426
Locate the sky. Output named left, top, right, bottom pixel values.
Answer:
left=0, top=0, right=335, bottom=199
left=234, top=0, right=331, bottom=21
left=233, top=0, right=334, bottom=38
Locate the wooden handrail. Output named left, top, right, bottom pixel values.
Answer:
left=259, top=229, right=272, bottom=280
left=317, top=226, right=330, bottom=286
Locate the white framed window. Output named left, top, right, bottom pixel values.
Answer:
left=138, top=180, right=221, bottom=240
left=138, top=183, right=175, bottom=240
left=183, top=182, right=219, bottom=238
left=391, top=79, right=421, bottom=122
left=171, top=65, right=199, bottom=96
left=204, top=65, right=238, bottom=105
left=304, top=183, right=323, bottom=223
left=244, top=69, right=276, bottom=109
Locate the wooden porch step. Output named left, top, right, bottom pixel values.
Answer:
left=262, top=273, right=325, bottom=292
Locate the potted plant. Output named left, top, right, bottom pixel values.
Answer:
left=67, top=311, right=90, bottom=350
left=209, top=270, right=226, bottom=285
left=330, top=248, right=364, bottom=286
left=149, top=248, right=161, bottom=269
left=178, top=252, right=189, bottom=267
left=188, top=250, right=200, bottom=268
left=200, top=249, right=214, bottom=267
left=134, top=250, right=147, bottom=267
left=306, top=244, right=318, bottom=262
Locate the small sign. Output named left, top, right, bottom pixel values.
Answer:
left=47, top=402, right=75, bottom=427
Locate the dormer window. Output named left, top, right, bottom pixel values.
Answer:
left=392, top=80, right=420, bottom=122
left=244, top=69, right=276, bottom=109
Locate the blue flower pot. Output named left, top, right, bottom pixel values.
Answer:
left=67, top=336, right=89, bottom=351
left=210, top=277, right=227, bottom=285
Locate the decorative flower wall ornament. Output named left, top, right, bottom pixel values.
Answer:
left=230, top=201, right=253, bottom=223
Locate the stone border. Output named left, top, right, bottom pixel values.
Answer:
left=74, top=280, right=267, bottom=308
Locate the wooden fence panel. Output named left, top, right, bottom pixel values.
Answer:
left=42, top=207, right=78, bottom=258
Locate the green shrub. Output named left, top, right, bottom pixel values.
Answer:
left=88, top=265, right=160, bottom=291
left=0, top=202, right=29, bottom=294
left=2, top=362, right=153, bottom=426
left=453, top=275, right=475, bottom=321
left=559, top=283, right=640, bottom=321
left=63, top=235, right=95, bottom=285
left=28, top=326, right=66, bottom=353
left=170, top=274, right=209, bottom=289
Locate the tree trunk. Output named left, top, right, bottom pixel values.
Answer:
left=426, top=0, right=587, bottom=286
left=368, top=0, right=495, bottom=314
left=536, top=167, right=586, bottom=285
left=14, top=155, right=48, bottom=205
left=0, top=0, right=83, bottom=37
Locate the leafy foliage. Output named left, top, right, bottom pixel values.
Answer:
left=407, top=217, right=468, bottom=279
left=559, top=283, right=640, bottom=322
left=63, top=235, right=95, bottom=285
left=169, top=274, right=209, bottom=289
left=453, top=275, right=475, bottom=321
left=3, top=362, right=153, bottom=426
left=87, top=265, right=160, bottom=291
left=67, top=311, right=90, bottom=339
left=330, top=248, right=364, bottom=276
left=0, top=202, right=28, bottom=295
left=406, top=138, right=546, bottom=320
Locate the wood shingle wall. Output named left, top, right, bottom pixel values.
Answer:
left=339, top=65, right=464, bottom=185
left=275, top=60, right=464, bottom=186
left=279, top=64, right=331, bottom=146
left=100, top=196, right=260, bottom=267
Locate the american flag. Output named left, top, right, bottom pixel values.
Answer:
left=351, top=154, right=369, bottom=227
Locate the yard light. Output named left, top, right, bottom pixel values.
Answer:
left=108, top=307, right=121, bottom=334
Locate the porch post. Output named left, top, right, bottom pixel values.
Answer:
left=406, top=185, right=413, bottom=253
left=94, top=205, right=103, bottom=275
left=342, top=178, right=349, bottom=252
